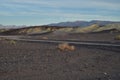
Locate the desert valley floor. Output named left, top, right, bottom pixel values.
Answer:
left=0, top=32, right=120, bottom=80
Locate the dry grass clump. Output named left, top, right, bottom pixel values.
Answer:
left=0, top=38, right=16, bottom=45
left=5, top=39, right=16, bottom=45
left=114, top=35, right=120, bottom=40
left=0, top=37, right=5, bottom=40
left=58, top=43, right=75, bottom=51
left=9, top=40, right=16, bottom=45
left=42, top=37, right=48, bottom=40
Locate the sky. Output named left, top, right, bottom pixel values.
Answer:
left=0, top=0, right=120, bottom=25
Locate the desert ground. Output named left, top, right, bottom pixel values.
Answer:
left=0, top=31, right=120, bottom=80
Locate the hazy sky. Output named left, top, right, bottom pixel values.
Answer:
left=0, top=0, right=120, bottom=25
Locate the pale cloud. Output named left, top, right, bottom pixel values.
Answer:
left=1, top=0, right=120, bottom=10
left=0, top=11, right=12, bottom=16
left=0, top=0, right=119, bottom=25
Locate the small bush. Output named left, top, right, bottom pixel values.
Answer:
left=0, top=38, right=16, bottom=45
left=0, top=38, right=2, bottom=40
left=9, top=40, right=16, bottom=45
left=0, top=37, right=10, bottom=41
left=58, top=43, right=75, bottom=51
left=114, top=35, right=120, bottom=40
left=42, top=37, right=48, bottom=40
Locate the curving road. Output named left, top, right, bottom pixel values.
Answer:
left=0, top=35, right=120, bottom=48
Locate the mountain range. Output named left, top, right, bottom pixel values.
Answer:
left=1, top=23, right=120, bottom=35
left=0, top=24, right=27, bottom=29
left=0, top=20, right=120, bottom=34
left=48, top=20, right=120, bottom=27
left=0, top=20, right=120, bottom=29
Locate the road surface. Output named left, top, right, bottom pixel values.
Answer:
left=0, top=35, right=120, bottom=48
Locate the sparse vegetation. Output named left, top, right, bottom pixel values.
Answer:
left=72, top=24, right=99, bottom=33
left=0, top=37, right=5, bottom=40
left=114, top=35, right=120, bottom=40
left=4, top=39, right=17, bottom=45
left=42, top=37, right=48, bottom=39
left=0, top=37, right=17, bottom=45
left=0, top=23, right=120, bottom=80
left=57, top=43, right=75, bottom=51
left=94, top=23, right=120, bottom=32
left=0, top=29, right=5, bottom=32
left=0, top=29, right=10, bottom=33
left=56, top=28, right=73, bottom=32
left=9, top=40, right=16, bottom=45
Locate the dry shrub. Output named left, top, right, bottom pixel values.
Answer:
left=9, top=40, right=16, bottom=45
left=42, top=37, right=48, bottom=39
left=114, top=35, right=120, bottom=40
left=0, top=38, right=16, bottom=45
left=58, top=43, right=75, bottom=51
left=0, top=37, right=6, bottom=40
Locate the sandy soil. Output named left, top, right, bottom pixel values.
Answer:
left=0, top=36, right=120, bottom=80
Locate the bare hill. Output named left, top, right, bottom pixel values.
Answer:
left=94, top=23, right=120, bottom=32
left=0, top=23, right=120, bottom=35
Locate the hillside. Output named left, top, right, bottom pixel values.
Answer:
left=0, top=23, right=120, bottom=35
left=0, top=26, right=55, bottom=35
left=49, top=23, right=120, bottom=34
left=71, top=24, right=99, bottom=33
left=94, top=23, right=120, bottom=32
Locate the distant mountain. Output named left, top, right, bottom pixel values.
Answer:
left=0, top=24, right=27, bottom=29
left=0, top=24, right=6, bottom=28
left=48, top=20, right=120, bottom=27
